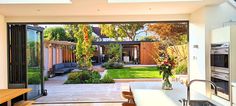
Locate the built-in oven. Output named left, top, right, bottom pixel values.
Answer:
left=211, top=43, right=230, bottom=100
left=211, top=43, right=229, bottom=69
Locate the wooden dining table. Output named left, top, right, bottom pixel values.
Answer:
left=0, top=88, right=32, bottom=105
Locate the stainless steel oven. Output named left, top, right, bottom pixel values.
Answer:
left=210, top=43, right=230, bottom=100
left=211, top=43, right=229, bottom=69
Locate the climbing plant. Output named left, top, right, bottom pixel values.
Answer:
left=68, top=24, right=94, bottom=70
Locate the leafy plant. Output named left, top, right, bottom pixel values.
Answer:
left=79, top=71, right=91, bottom=81
left=71, top=25, right=94, bottom=70
left=100, top=23, right=145, bottom=41
left=65, top=71, right=114, bottom=84
left=44, top=27, right=67, bottom=41
left=140, top=35, right=158, bottom=42
left=107, top=43, right=121, bottom=63
left=101, top=75, right=115, bottom=83
left=102, top=62, right=124, bottom=69
left=173, top=61, right=187, bottom=74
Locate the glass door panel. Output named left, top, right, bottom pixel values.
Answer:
left=27, top=28, right=43, bottom=99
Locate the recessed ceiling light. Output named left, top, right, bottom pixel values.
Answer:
left=108, top=0, right=203, bottom=3
left=0, top=0, right=72, bottom=4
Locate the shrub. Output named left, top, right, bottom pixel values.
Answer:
left=102, top=62, right=124, bottom=69
left=65, top=78, right=81, bottom=84
left=101, top=75, right=114, bottom=83
left=65, top=71, right=114, bottom=84
left=112, top=62, right=124, bottom=69
left=102, top=62, right=111, bottom=69
left=174, top=61, right=187, bottom=75
left=68, top=72, right=81, bottom=81
left=91, top=71, right=101, bottom=79
left=79, top=71, right=91, bottom=81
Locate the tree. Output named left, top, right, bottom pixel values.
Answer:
left=100, top=23, right=145, bottom=41
left=64, top=25, right=78, bottom=42
left=44, top=27, right=67, bottom=41
left=140, top=35, right=159, bottom=42
left=148, top=22, right=188, bottom=46
left=107, top=43, right=121, bottom=63
left=148, top=22, right=188, bottom=74
left=71, top=24, right=94, bottom=70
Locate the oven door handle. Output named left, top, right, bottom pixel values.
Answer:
left=212, top=75, right=229, bottom=81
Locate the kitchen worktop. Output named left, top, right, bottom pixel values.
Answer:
left=129, top=82, right=223, bottom=106
left=232, top=82, right=236, bottom=87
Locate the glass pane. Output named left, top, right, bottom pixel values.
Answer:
left=27, top=29, right=42, bottom=99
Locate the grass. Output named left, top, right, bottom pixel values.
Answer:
left=28, top=68, right=41, bottom=84
left=106, top=66, right=164, bottom=79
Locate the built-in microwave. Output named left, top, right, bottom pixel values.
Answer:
left=211, top=43, right=229, bottom=70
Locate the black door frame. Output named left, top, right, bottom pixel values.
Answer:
left=7, top=24, right=45, bottom=100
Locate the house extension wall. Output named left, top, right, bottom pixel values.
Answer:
left=0, top=14, right=7, bottom=89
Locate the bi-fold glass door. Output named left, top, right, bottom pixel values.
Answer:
left=8, top=24, right=44, bottom=100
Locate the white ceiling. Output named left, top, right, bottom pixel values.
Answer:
left=0, top=0, right=225, bottom=17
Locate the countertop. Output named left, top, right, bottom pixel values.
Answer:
left=232, top=82, right=236, bottom=87
left=129, top=82, right=223, bottom=106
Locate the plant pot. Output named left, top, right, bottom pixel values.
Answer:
left=162, top=78, right=173, bottom=90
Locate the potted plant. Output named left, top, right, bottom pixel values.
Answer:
left=159, top=54, right=175, bottom=90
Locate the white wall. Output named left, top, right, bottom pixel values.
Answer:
left=5, top=14, right=189, bottom=23
left=189, top=1, right=236, bottom=97
left=189, top=7, right=207, bottom=94
left=59, top=48, right=63, bottom=63
left=53, top=48, right=56, bottom=65
left=44, top=47, right=49, bottom=77
left=0, top=14, right=7, bottom=89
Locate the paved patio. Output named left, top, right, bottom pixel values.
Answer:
left=33, top=103, right=122, bottom=106
left=35, top=74, right=128, bottom=104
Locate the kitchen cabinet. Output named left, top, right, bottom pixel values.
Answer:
left=211, top=26, right=230, bottom=43
left=233, top=83, right=236, bottom=105
left=211, top=25, right=236, bottom=105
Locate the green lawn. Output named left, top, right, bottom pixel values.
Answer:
left=106, top=66, right=163, bottom=79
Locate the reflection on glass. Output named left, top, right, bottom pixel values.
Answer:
left=27, top=29, right=42, bottom=99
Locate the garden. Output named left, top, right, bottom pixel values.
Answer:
left=43, top=23, right=188, bottom=84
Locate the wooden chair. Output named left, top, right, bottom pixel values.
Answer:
left=122, top=102, right=136, bottom=106
left=122, top=91, right=134, bottom=103
left=14, top=100, right=34, bottom=106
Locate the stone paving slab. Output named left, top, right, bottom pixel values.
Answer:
left=33, top=103, right=122, bottom=106
left=36, top=74, right=128, bottom=103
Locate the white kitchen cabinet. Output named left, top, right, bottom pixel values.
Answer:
left=233, top=83, right=236, bottom=105
left=211, top=26, right=230, bottom=43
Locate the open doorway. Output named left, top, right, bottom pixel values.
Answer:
left=7, top=22, right=189, bottom=104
